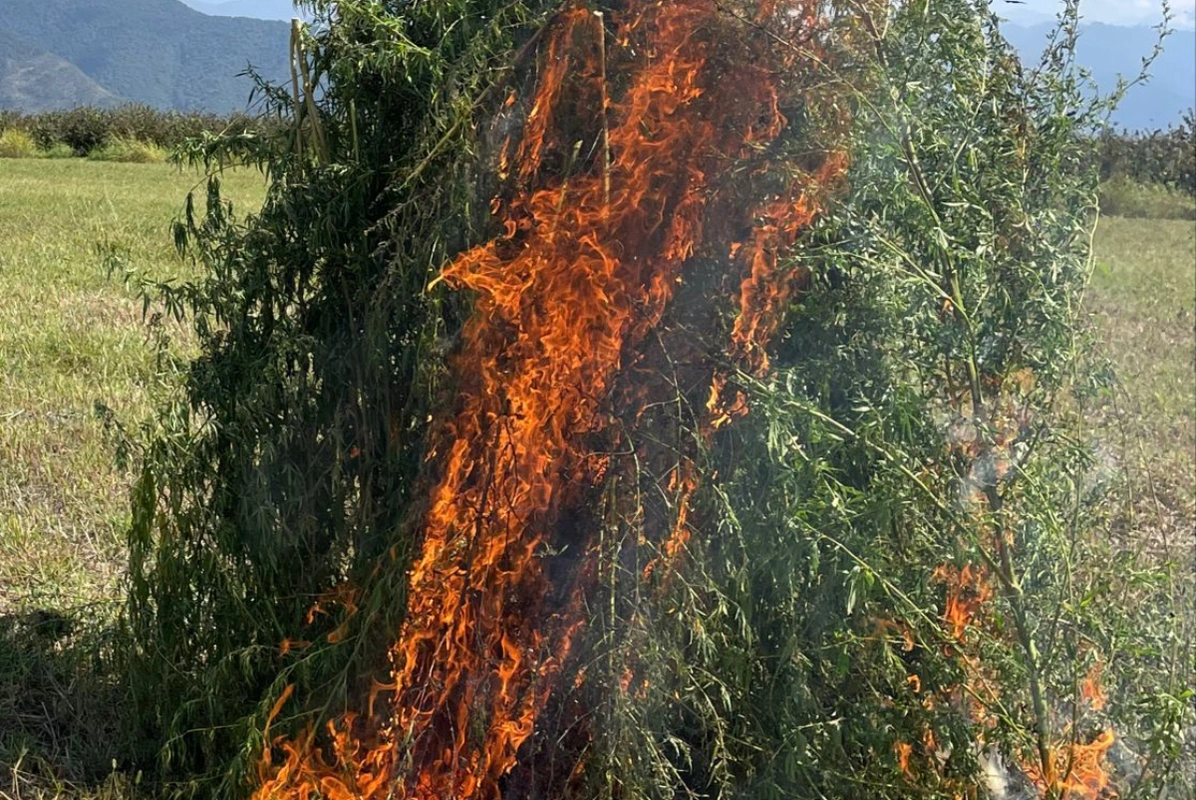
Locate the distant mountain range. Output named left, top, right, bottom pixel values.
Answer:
left=0, top=30, right=122, bottom=112
left=1, top=0, right=289, bottom=113
left=1003, top=22, right=1196, bottom=131
left=0, top=0, right=1192, bottom=128
left=178, top=0, right=311, bottom=21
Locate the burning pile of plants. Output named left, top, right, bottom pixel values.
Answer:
left=118, top=1, right=1192, bottom=798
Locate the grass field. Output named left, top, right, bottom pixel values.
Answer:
left=0, top=160, right=265, bottom=615
left=0, top=160, right=1191, bottom=797
left=1088, top=216, right=1196, bottom=552
left=0, top=160, right=265, bottom=797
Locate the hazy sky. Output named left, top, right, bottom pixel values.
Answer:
left=996, top=0, right=1196, bottom=28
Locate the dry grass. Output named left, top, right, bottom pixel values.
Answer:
left=1088, top=216, right=1196, bottom=555
left=86, top=139, right=169, bottom=164
left=0, top=131, right=39, bottom=160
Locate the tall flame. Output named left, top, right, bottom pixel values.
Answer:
left=255, top=1, right=848, bottom=797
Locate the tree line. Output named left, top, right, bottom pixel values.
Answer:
left=1096, top=110, right=1196, bottom=195
left=0, top=104, right=277, bottom=157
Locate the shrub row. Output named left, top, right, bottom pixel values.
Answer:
left=0, top=127, right=168, bottom=163
left=0, top=104, right=277, bottom=157
left=5, top=104, right=1192, bottom=196
left=1095, top=111, right=1196, bottom=196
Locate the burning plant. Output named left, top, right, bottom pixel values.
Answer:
left=255, top=1, right=855, bottom=795
left=122, top=0, right=1193, bottom=798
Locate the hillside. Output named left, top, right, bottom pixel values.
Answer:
left=3, top=0, right=289, bottom=113
left=0, top=31, right=122, bottom=112
left=180, top=0, right=310, bottom=21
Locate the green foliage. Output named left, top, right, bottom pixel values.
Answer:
left=30, top=106, right=110, bottom=154
left=570, top=4, right=1193, bottom=797
left=115, top=0, right=1192, bottom=798
left=531, top=3, right=1192, bottom=797
left=38, top=141, right=76, bottom=158
left=0, top=105, right=272, bottom=157
left=1099, top=175, right=1196, bottom=219
left=1097, top=111, right=1196, bottom=196
left=118, top=0, right=559, bottom=792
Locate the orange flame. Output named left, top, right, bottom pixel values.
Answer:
left=1019, top=660, right=1117, bottom=799
left=1080, top=661, right=1107, bottom=712
left=930, top=565, right=1118, bottom=799
left=255, top=2, right=848, bottom=797
left=933, top=562, right=994, bottom=641
left=895, top=740, right=914, bottom=776
left=1023, top=729, right=1118, bottom=800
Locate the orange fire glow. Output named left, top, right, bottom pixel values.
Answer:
left=1023, top=729, right=1118, bottom=800
left=254, top=2, right=848, bottom=798
left=1080, top=661, right=1107, bottom=712
left=926, top=561, right=1119, bottom=799
left=933, top=562, right=994, bottom=641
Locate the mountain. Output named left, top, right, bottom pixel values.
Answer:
left=1002, top=22, right=1196, bottom=130
left=3, top=0, right=290, bottom=113
left=179, top=0, right=310, bottom=21
left=0, top=31, right=123, bottom=112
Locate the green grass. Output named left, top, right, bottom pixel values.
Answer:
left=0, top=160, right=264, bottom=613
left=86, top=138, right=169, bottom=164
left=0, top=159, right=264, bottom=797
left=1088, top=216, right=1196, bottom=551
left=0, top=160, right=1191, bottom=797
left=1085, top=215, right=1195, bottom=799
left=1099, top=177, right=1196, bottom=221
